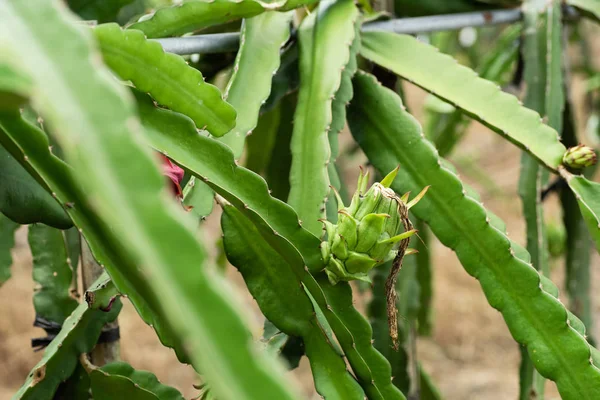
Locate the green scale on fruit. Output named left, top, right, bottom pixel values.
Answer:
left=320, top=167, right=427, bottom=285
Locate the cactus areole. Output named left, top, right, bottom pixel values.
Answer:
left=320, top=167, right=421, bottom=285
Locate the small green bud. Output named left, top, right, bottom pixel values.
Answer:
left=563, top=145, right=597, bottom=169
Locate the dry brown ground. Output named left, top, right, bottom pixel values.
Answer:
left=1, top=36, right=599, bottom=400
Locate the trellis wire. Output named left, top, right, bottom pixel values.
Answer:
left=155, top=8, right=524, bottom=55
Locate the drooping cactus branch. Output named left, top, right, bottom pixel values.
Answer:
left=3, top=0, right=600, bottom=398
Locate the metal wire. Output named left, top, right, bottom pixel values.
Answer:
left=155, top=32, right=240, bottom=55
left=361, top=8, right=522, bottom=33
left=155, top=8, right=522, bottom=55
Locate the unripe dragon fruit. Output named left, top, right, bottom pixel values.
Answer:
left=320, top=167, right=427, bottom=285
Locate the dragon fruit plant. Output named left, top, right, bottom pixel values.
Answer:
left=1, top=0, right=600, bottom=399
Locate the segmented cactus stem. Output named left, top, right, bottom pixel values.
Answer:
left=386, top=199, right=412, bottom=350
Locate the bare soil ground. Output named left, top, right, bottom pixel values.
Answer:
left=1, top=57, right=599, bottom=400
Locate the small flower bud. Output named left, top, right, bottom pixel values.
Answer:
left=563, top=145, right=597, bottom=169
